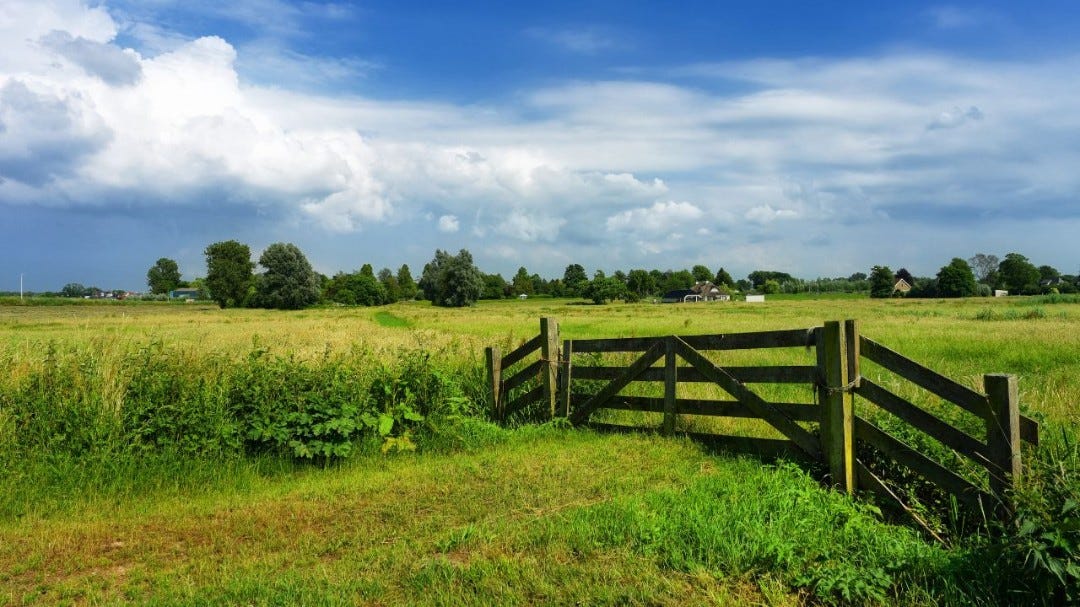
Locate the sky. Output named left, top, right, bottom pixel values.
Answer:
left=2, top=0, right=1080, bottom=291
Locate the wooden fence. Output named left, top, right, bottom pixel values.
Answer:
left=485, top=318, right=1039, bottom=518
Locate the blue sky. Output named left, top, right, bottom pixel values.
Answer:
left=2, top=1, right=1079, bottom=291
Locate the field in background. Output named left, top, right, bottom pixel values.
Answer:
left=3, top=295, right=1077, bottom=423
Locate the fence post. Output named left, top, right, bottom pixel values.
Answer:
left=540, top=318, right=560, bottom=419
left=821, top=321, right=855, bottom=494
left=985, top=373, right=1021, bottom=515
left=559, top=339, right=573, bottom=418
left=485, top=346, right=502, bottom=423
left=663, top=336, right=677, bottom=435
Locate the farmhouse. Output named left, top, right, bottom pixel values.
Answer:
left=170, top=288, right=200, bottom=300
left=892, top=278, right=912, bottom=295
left=660, top=281, right=731, bottom=303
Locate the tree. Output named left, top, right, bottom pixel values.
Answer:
left=848, top=272, right=867, bottom=282
left=868, top=265, right=895, bottom=298
left=997, top=253, right=1041, bottom=294
left=659, top=269, right=694, bottom=294
left=396, top=264, right=418, bottom=300
left=147, top=258, right=181, bottom=294
left=691, top=264, right=712, bottom=283
left=61, top=282, right=87, bottom=298
left=935, top=258, right=977, bottom=298
left=748, top=270, right=793, bottom=289
left=481, top=273, right=507, bottom=299
left=714, top=267, right=735, bottom=288
left=378, top=268, right=401, bottom=303
left=626, top=269, right=655, bottom=298
left=422, top=249, right=483, bottom=307
left=253, top=243, right=321, bottom=310
left=563, top=264, right=588, bottom=297
left=895, top=268, right=915, bottom=286
left=205, top=240, right=254, bottom=308
left=968, top=253, right=1000, bottom=283
left=1038, top=265, right=1060, bottom=282
left=324, top=271, right=385, bottom=306
left=512, top=266, right=534, bottom=295
left=763, top=279, right=781, bottom=294
left=586, top=270, right=627, bottom=304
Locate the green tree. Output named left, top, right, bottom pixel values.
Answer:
left=935, top=258, right=977, bottom=298
left=691, top=264, right=712, bottom=283
left=481, top=273, right=507, bottom=299
left=763, top=279, right=781, bottom=294
left=895, top=268, right=915, bottom=286
left=968, top=253, right=1000, bottom=283
left=563, top=263, right=588, bottom=297
left=512, top=266, right=534, bottom=295
left=396, top=264, right=418, bottom=300
left=378, top=268, right=401, bottom=303
left=714, top=267, right=735, bottom=288
left=586, top=270, right=627, bottom=304
left=998, top=253, right=1041, bottom=294
left=60, top=282, right=87, bottom=298
left=324, top=271, right=385, bottom=306
left=868, top=265, right=895, bottom=298
left=421, top=249, right=483, bottom=307
left=253, top=243, right=321, bottom=310
left=659, top=269, right=695, bottom=294
left=146, top=257, right=181, bottom=294
left=626, top=269, right=655, bottom=298
left=205, top=240, right=254, bottom=308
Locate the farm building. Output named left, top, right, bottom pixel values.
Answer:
left=892, top=278, right=912, bottom=295
left=169, top=288, right=201, bottom=300
left=661, top=281, right=731, bottom=303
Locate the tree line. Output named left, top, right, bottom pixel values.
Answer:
left=867, top=253, right=1077, bottom=299
left=129, top=242, right=1079, bottom=310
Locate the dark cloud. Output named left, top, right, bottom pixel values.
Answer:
left=0, top=80, right=111, bottom=186
left=41, top=31, right=142, bottom=86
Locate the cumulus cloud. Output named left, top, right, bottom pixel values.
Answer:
left=40, top=30, right=142, bottom=85
left=927, top=105, right=983, bottom=130
left=606, top=201, right=704, bottom=233
left=437, top=214, right=459, bottom=233
left=744, top=204, right=799, bottom=224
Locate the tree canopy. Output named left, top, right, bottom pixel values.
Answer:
left=998, top=252, right=1041, bottom=295
left=205, top=240, right=254, bottom=308
left=421, top=249, right=484, bottom=307
left=935, top=258, right=977, bottom=298
left=147, top=258, right=181, bottom=294
left=868, top=265, right=895, bottom=298
left=254, top=243, right=321, bottom=310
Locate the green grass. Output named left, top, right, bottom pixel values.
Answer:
left=0, top=429, right=988, bottom=606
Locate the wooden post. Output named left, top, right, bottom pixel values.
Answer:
left=485, top=346, right=502, bottom=423
left=985, top=373, right=1021, bottom=514
left=821, top=321, right=855, bottom=493
left=663, top=336, right=677, bottom=435
left=540, top=318, right=560, bottom=419
left=559, top=339, right=573, bottom=418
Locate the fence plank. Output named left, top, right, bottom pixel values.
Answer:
left=503, top=385, right=543, bottom=419
left=594, top=395, right=819, bottom=421
left=571, top=365, right=817, bottom=384
left=854, top=416, right=992, bottom=509
left=663, top=337, right=677, bottom=435
left=821, top=320, right=855, bottom=493
left=485, top=346, right=502, bottom=422
left=502, top=359, right=543, bottom=395
left=860, top=337, right=991, bottom=419
left=674, top=337, right=822, bottom=459
left=985, top=374, right=1021, bottom=509
left=570, top=341, right=665, bottom=424
left=541, top=318, right=559, bottom=419
left=570, top=328, right=818, bottom=353
left=502, top=334, right=542, bottom=368
left=857, top=378, right=993, bottom=466
left=1020, top=415, right=1039, bottom=446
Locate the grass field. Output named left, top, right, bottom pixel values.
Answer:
left=1, top=296, right=1078, bottom=604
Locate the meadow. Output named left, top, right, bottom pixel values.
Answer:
left=0, top=295, right=1077, bottom=605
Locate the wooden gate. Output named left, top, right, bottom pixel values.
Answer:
left=485, top=318, right=1038, bottom=517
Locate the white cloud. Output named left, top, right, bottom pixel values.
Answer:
left=437, top=214, right=459, bottom=233
left=606, top=201, right=704, bottom=233
left=526, top=26, right=621, bottom=54
left=744, top=204, right=799, bottom=224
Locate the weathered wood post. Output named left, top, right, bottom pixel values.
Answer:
left=485, top=346, right=502, bottom=422
left=820, top=320, right=856, bottom=493
left=662, top=336, right=677, bottom=435
left=559, top=338, right=573, bottom=418
left=985, top=373, right=1021, bottom=515
left=540, top=318, right=560, bottom=419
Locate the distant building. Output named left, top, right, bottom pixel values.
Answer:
left=745, top=294, right=765, bottom=303
left=170, top=288, right=200, bottom=300
left=892, top=279, right=912, bottom=295
left=994, top=290, right=1009, bottom=297
left=661, top=281, right=731, bottom=303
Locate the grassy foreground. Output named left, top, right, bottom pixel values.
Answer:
left=2, top=428, right=984, bottom=606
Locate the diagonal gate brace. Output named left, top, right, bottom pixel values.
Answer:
left=570, top=340, right=665, bottom=424
left=673, top=337, right=822, bottom=460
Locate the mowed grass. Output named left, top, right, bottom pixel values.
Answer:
left=1, top=429, right=968, bottom=606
